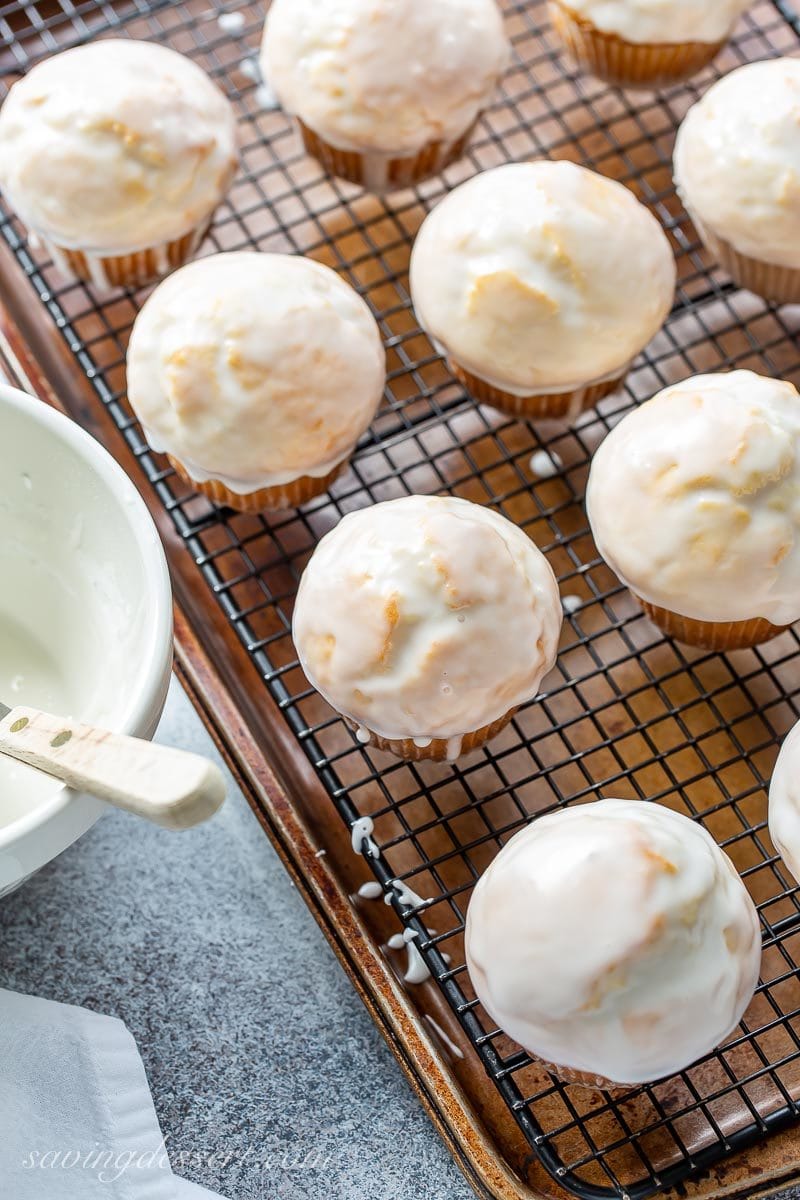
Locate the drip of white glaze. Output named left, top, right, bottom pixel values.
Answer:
left=152, top=241, right=171, bottom=276
left=357, top=880, right=383, bottom=900
left=46, top=240, right=76, bottom=280
left=218, top=11, right=245, bottom=34
left=561, top=594, right=582, bottom=614
left=567, top=384, right=589, bottom=421
left=387, top=930, right=431, bottom=983
left=355, top=726, right=371, bottom=745
left=384, top=878, right=430, bottom=909
left=445, top=735, right=463, bottom=762
left=85, top=253, right=111, bottom=291
left=350, top=815, right=380, bottom=858
left=413, top=736, right=432, bottom=749
left=39, top=228, right=201, bottom=293
left=402, top=929, right=430, bottom=984
left=240, top=57, right=260, bottom=82
left=314, top=848, right=326, bottom=858
left=529, top=450, right=563, bottom=479
left=425, top=1015, right=465, bottom=1060
left=255, top=82, right=279, bottom=111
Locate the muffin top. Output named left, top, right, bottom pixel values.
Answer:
left=674, top=59, right=800, bottom=269
left=558, top=0, right=750, bottom=45
left=586, top=371, right=800, bottom=626
left=0, top=40, right=238, bottom=254
left=292, top=495, right=562, bottom=753
left=127, top=252, right=385, bottom=491
left=465, top=798, right=761, bottom=1084
left=769, top=721, right=800, bottom=887
left=409, top=161, right=675, bottom=394
left=260, top=0, right=509, bottom=156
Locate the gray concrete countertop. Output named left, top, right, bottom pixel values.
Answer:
left=1, top=679, right=799, bottom=1200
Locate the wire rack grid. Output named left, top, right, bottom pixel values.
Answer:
left=2, top=2, right=800, bottom=1198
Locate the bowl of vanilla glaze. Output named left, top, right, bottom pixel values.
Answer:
left=0, top=385, right=173, bottom=896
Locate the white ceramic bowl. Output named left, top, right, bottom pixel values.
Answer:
left=0, top=385, right=173, bottom=896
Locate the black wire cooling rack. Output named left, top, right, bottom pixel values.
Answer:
left=3, top=2, right=800, bottom=1198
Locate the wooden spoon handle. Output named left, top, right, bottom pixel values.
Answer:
left=0, top=705, right=226, bottom=830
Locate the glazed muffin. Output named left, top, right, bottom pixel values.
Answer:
left=0, top=40, right=238, bottom=290
left=674, top=59, right=800, bottom=304
left=549, top=0, right=751, bottom=89
left=292, top=495, right=562, bottom=761
left=465, top=799, right=761, bottom=1088
left=769, top=721, right=800, bottom=886
left=126, top=252, right=385, bottom=511
left=260, top=0, right=509, bottom=192
left=586, top=371, right=800, bottom=651
left=409, top=161, right=675, bottom=421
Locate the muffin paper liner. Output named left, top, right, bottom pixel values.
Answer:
left=638, top=598, right=788, bottom=651
left=297, top=119, right=476, bottom=193
left=40, top=224, right=209, bottom=291
left=537, top=1057, right=633, bottom=1092
left=691, top=217, right=800, bottom=305
left=548, top=1, right=724, bottom=87
left=168, top=456, right=347, bottom=513
left=450, top=360, right=627, bottom=421
left=347, top=709, right=518, bottom=763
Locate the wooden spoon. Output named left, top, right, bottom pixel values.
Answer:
left=0, top=702, right=225, bottom=830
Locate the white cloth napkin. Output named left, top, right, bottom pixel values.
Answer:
left=0, top=988, right=226, bottom=1200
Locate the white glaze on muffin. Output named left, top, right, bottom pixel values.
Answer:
left=465, top=798, right=761, bottom=1085
left=559, top=0, right=750, bottom=44
left=586, top=371, right=800, bottom=626
left=674, top=59, right=800, bottom=270
left=260, top=0, right=509, bottom=155
left=769, top=721, right=800, bottom=887
left=0, top=40, right=238, bottom=254
left=127, top=252, right=385, bottom=492
left=292, top=495, right=562, bottom=752
left=409, top=161, right=675, bottom=396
